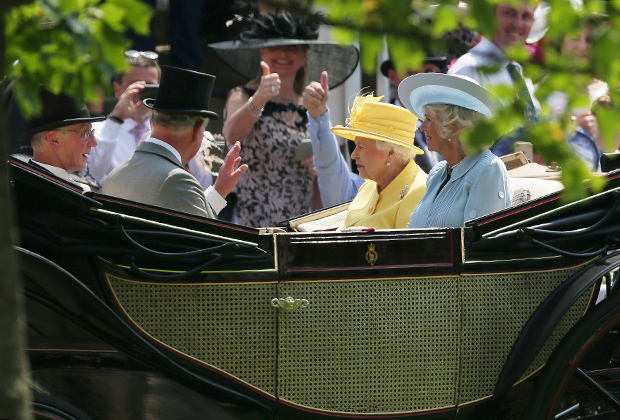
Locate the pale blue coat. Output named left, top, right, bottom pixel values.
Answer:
left=407, top=149, right=512, bottom=228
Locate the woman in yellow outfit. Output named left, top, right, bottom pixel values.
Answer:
left=331, top=95, right=428, bottom=229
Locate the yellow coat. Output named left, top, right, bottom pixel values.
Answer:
left=342, top=160, right=427, bottom=229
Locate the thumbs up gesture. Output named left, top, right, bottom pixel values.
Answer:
left=256, top=60, right=280, bottom=104
left=302, top=71, right=329, bottom=119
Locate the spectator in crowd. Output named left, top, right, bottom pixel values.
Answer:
left=102, top=66, right=247, bottom=219
left=548, top=16, right=609, bottom=171
left=399, top=73, right=512, bottom=228
left=85, top=50, right=160, bottom=185
left=568, top=95, right=609, bottom=172
left=448, top=0, right=540, bottom=156
left=448, top=0, right=537, bottom=97
left=304, top=76, right=427, bottom=229
left=85, top=50, right=214, bottom=190
left=213, top=12, right=359, bottom=227
left=23, top=89, right=104, bottom=191
left=380, top=55, right=446, bottom=173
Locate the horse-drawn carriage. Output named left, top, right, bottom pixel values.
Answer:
left=10, top=155, right=620, bottom=420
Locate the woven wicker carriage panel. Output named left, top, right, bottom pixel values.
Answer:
left=519, top=287, right=592, bottom=381
left=106, top=274, right=278, bottom=396
left=457, top=265, right=587, bottom=404
left=277, top=277, right=461, bottom=413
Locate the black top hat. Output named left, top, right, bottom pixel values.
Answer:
left=379, top=55, right=448, bottom=78
left=21, top=89, right=105, bottom=139
left=144, top=65, right=219, bottom=120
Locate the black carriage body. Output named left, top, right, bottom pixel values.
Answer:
left=10, top=157, right=620, bottom=420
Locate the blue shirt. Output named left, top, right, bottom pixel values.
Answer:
left=568, top=126, right=602, bottom=172
left=407, top=149, right=513, bottom=228
left=307, top=109, right=364, bottom=207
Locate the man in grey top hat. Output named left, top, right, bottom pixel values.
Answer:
left=102, top=65, right=248, bottom=219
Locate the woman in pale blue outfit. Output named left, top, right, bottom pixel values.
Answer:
left=398, top=73, right=513, bottom=228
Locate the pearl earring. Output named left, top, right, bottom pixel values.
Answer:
left=386, top=162, right=391, bottom=166
left=448, top=138, right=452, bottom=142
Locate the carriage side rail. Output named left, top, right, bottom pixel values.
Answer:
left=515, top=230, right=619, bottom=258
left=482, top=185, right=620, bottom=238
left=493, top=250, right=620, bottom=398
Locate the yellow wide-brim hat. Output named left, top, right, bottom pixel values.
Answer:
left=331, top=96, right=423, bottom=154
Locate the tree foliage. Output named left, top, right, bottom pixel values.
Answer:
left=5, top=0, right=152, bottom=118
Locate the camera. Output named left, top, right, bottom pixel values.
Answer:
left=138, top=84, right=159, bottom=101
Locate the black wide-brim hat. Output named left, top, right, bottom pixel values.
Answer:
left=144, top=65, right=219, bottom=120
left=208, top=12, right=359, bottom=90
left=20, top=89, right=105, bottom=139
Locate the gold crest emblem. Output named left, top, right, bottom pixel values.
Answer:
left=365, top=243, right=379, bottom=266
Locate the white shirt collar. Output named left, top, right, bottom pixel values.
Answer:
left=122, top=117, right=150, bottom=131
left=147, top=137, right=183, bottom=165
left=32, top=160, right=72, bottom=180
left=31, top=160, right=90, bottom=191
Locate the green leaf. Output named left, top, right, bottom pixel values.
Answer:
left=595, top=106, right=620, bottom=153
left=98, top=2, right=127, bottom=32
left=358, top=33, right=383, bottom=74
left=386, top=36, right=424, bottom=75
left=432, top=5, right=458, bottom=36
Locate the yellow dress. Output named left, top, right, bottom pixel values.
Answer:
left=342, top=160, right=427, bottom=229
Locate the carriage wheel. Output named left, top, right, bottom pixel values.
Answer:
left=528, top=295, right=620, bottom=419
left=32, top=392, right=94, bottom=420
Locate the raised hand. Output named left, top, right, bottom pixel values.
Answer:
left=110, top=81, right=147, bottom=121
left=213, top=141, right=249, bottom=198
left=254, top=61, right=280, bottom=106
left=302, top=71, right=329, bottom=119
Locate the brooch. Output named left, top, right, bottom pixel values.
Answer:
left=399, top=185, right=409, bottom=201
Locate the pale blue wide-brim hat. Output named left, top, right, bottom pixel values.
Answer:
left=398, top=73, right=498, bottom=120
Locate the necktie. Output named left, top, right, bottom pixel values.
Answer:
left=506, top=62, right=539, bottom=123
left=130, top=123, right=149, bottom=145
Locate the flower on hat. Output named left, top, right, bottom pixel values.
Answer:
left=331, top=94, right=422, bottom=153
left=241, top=11, right=320, bottom=42
left=347, top=94, right=384, bottom=128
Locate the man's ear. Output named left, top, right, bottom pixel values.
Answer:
left=192, top=119, right=207, bottom=143
left=47, top=130, right=62, bottom=148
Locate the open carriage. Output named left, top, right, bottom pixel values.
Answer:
left=10, top=154, right=620, bottom=420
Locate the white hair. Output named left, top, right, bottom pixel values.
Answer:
left=375, top=139, right=418, bottom=165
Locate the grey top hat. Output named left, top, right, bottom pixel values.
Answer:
left=144, top=65, right=219, bottom=120
left=208, top=12, right=359, bottom=90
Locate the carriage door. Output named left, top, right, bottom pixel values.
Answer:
left=274, top=229, right=463, bottom=416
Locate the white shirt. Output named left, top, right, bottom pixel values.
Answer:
left=87, top=117, right=145, bottom=185
left=87, top=117, right=213, bottom=189
left=32, top=160, right=90, bottom=192
left=146, top=138, right=226, bottom=215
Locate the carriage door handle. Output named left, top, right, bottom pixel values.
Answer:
left=271, top=296, right=309, bottom=310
